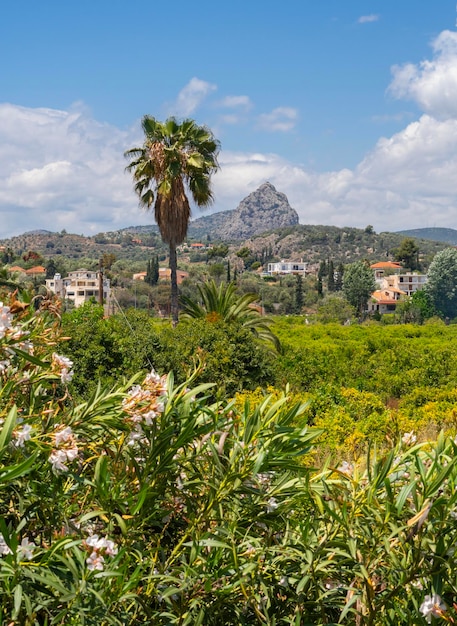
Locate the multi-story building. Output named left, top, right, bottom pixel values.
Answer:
left=370, top=262, right=427, bottom=295
left=368, top=262, right=428, bottom=314
left=46, top=269, right=110, bottom=308
left=386, top=272, right=428, bottom=297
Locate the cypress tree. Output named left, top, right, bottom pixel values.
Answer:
left=152, top=255, right=159, bottom=285
left=145, top=260, right=152, bottom=285
left=335, top=263, right=344, bottom=291
left=295, top=274, right=304, bottom=312
left=328, top=260, right=335, bottom=292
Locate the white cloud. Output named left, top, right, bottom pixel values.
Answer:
left=389, top=30, right=457, bottom=120
left=257, top=107, right=298, bottom=132
left=358, top=14, right=379, bottom=24
left=0, top=103, right=150, bottom=236
left=218, top=95, right=253, bottom=110
left=169, top=77, right=217, bottom=117
left=4, top=30, right=457, bottom=241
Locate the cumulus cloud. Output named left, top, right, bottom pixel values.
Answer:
left=3, top=30, right=457, bottom=239
left=0, top=103, right=150, bottom=237
left=358, top=14, right=379, bottom=24
left=257, top=107, right=298, bottom=132
left=218, top=95, right=253, bottom=110
left=389, top=30, right=457, bottom=120
left=169, top=77, right=217, bottom=117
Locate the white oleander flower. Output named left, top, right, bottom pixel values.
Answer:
left=338, top=461, right=353, bottom=475
left=402, top=431, right=417, bottom=446
left=0, top=533, right=12, bottom=556
left=54, top=426, right=73, bottom=446
left=14, top=423, right=32, bottom=447
left=86, top=551, right=105, bottom=571
left=419, top=594, right=447, bottom=623
left=49, top=449, right=70, bottom=473
left=52, top=353, right=74, bottom=384
left=17, top=537, right=36, bottom=561
left=0, top=303, right=13, bottom=338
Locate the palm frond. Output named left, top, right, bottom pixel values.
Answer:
left=180, top=280, right=281, bottom=352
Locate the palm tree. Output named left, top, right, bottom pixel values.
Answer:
left=125, top=117, right=220, bottom=325
left=180, top=280, right=281, bottom=352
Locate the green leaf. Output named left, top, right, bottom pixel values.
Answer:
left=0, top=451, right=37, bottom=484
left=12, top=584, right=22, bottom=619
left=0, top=405, right=17, bottom=459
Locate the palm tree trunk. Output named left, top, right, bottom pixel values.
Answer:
left=169, top=242, right=179, bottom=326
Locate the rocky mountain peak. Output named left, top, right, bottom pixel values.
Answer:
left=221, top=182, right=299, bottom=240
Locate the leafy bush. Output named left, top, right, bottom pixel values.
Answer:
left=4, top=301, right=457, bottom=624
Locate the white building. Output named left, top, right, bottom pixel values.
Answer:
left=266, top=261, right=307, bottom=275
left=46, top=269, right=111, bottom=308
left=386, top=272, right=428, bottom=297
left=370, top=262, right=427, bottom=295
left=367, top=261, right=428, bottom=314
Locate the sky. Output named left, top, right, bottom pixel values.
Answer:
left=2, top=0, right=457, bottom=238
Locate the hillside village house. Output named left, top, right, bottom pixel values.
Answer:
left=368, top=261, right=428, bottom=314
left=367, top=287, right=406, bottom=315
left=371, top=261, right=428, bottom=296
left=46, top=269, right=110, bottom=309
left=266, top=261, right=307, bottom=275
left=178, top=242, right=212, bottom=252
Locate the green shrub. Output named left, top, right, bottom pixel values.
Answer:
left=4, top=301, right=457, bottom=624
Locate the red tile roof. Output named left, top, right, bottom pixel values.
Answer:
left=370, top=261, right=402, bottom=269
left=25, top=266, right=46, bottom=275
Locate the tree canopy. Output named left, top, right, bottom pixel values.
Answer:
left=393, top=237, right=420, bottom=270
left=124, top=116, right=220, bottom=324
left=342, top=260, right=376, bottom=315
left=425, top=247, right=457, bottom=319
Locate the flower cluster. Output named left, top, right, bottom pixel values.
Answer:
left=83, top=533, right=118, bottom=571
left=123, top=370, right=167, bottom=425
left=0, top=533, right=12, bottom=556
left=0, top=302, right=13, bottom=339
left=122, top=370, right=167, bottom=446
left=337, top=460, right=354, bottom=475
left=0, top=533, right=35, bottom=560
left=49, top=425, right=79, bottom=472
left=419, top=594, right=447, bottom=623
left=13, top=422, right=32, bottom=447
left=17, top=537, right=36, bottom=561
left=402, top=431, right=417, bottom=447
left=52, top=353, right=74, bottom=384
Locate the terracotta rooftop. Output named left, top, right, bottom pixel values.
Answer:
left=25, top=266, right=47, bottom=275
left=370, top=261, right=403, bottom=269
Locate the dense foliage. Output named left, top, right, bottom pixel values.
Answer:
left=61, top=304, right=276, bottom=400
left=343, top=260, right=377, bottom=315
left=425, top=247, right=457, bottom=318
left=2, top=300, right=457, bottom=624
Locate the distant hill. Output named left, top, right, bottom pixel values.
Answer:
left=243, top=225, right=448, bottom=267
left=397, top=227, right=457, bottom=245
left=4, top=185, right=457, bottom=268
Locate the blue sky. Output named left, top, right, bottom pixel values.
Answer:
left=2, top=0, right=457, bottom=237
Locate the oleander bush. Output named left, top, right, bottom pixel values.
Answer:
left=2, top=300, right=457, bottom=624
